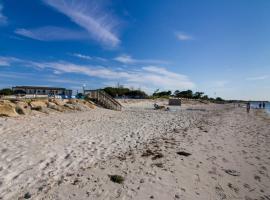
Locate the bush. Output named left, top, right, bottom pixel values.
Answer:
left=174, top=90, right=193, bottom=98
left=76, top=93, right=84, bottom=99
left=103, top=87, right=148, bottom=98
left=152, top=90, right=171, bottom=98
left=193, top=92, right=204, bottom=99
left=0, top=88, right=14, bottom=95
left=215, top=97, right=224, bottom=101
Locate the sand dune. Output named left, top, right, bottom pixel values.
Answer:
left=0, top=102, right=269, bottom=199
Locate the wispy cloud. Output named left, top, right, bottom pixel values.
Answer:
left=0, top=58, right=10, bottom=66
left=0, top=71, right=88, bottom=90
left=114, top=54, right=134, bottom=64
left=32, top=62, right=194, bottom=91
left=175, top=31, right=193, bottom=41
left=43, top=0, right=120, bottom=47
left=0, top=71, right=37, bottom=79
left=131, top=66, right=195, bottom=90
left=0, top=4, right=7, bottom=25
left=246, top=75, right=269, bottom=81
left=72, top=53, right=92, bottom=60
left=0, top=56, right=194, bottom=92
left=114, top=54, right=169, bottom=65
left=31, top=61, right=131, bottom=80
left=46, top=77, right=87, bottom=85
left=69, top=53, right=108, bottom=62
left=15, top=26, right=88, bottom=41
left=0, top=56, right=21, bottom=66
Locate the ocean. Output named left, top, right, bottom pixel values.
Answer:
left=251, top=102, right=270, bottom=114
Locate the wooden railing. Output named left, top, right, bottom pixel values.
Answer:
left=84, top=90, right=122, bottom=111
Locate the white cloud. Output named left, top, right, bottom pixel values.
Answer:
left=53, top=70, right=62, bottom=75
left=246, top=75, right=268, bottom=81
left=32, top=62, right=194, bottom=91
left=0, top=56, right=195, bottom=92
left=0, top=59, right=10, bottom=66
left=95, top=57, right=108, bottom=62
left=72, top=53, right=92, bottom=60
left=15, top=26, right=88, bottom=41
left=0, top=4, right=7, bottom=25
left=131, top=66, right=195, bottom=91
left=0, top=56, right=21, bottom=66
left=175, top=31, right=193, bottom=41
left=70, top=53, right=107, bottom=62
left=46, top=77, right=87, bottom=85
left=43, top=0, right=120, bottom=47
left=0, top=71, right=38, bottom=79
left=114, top=55, right=134, bottom=64
left=32, top=61, right=132, bottom=79
left=114, top=54, right=169, bottom=65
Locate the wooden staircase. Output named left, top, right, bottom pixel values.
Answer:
left=84, top=90, right=122, bottom=111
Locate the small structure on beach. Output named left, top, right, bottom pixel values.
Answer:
left=84, top=90, right=122, bottom=111
left=169, top=98, right=181, bottom=106
left=12, top=86, right=72, bottom=98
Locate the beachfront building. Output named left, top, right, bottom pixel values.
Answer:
left=12, top=86, right=72, bottom=98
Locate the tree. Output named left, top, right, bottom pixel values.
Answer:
left=201, top=95, right=209, bottom=100
left=102, top=87, right=148, bottom=98
left=193, top=92, right=204, bottom=99
left=0, top=88, right=14, bottom=95
left=103, top=87, right=129, bottom=97
left=175, top=90, right=193, bottom=98
left=126, top=90, right=148, bottom=98
left=215, top=97, right=224, bottom=101
left=174, top=90, right=180, bottom=97
left=152, top=90, right=172, bottom=97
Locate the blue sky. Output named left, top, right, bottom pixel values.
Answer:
left=0, top=0, right=270, bottom=100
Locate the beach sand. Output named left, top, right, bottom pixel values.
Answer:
left=0, top=101, right=269, bottom=199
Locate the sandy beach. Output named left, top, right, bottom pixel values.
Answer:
left=0, top=101, right=269, bottom=200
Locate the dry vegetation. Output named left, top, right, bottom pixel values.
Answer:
left=0, top=98, right=95, bottom=117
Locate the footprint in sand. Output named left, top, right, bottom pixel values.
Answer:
left=217, top=146, right=223, bottom=150
left=215, top=185, right=227, bottom=199
left=243, top=183, right=251, bottom=190
left=227, top=183, right=239, bottom=193
left=260, top=166, right=267, bottom=171
left=224, top=169, right=240, bottom=177
left=254, top=175, right=261, bottom=182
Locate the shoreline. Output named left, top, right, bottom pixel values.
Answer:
left=254, top=108, right=270, bottom=121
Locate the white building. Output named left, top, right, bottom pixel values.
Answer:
left=12, top=86, right=72, bottom=98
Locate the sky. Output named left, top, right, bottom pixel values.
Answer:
left=0, top=0, right=270, bottom=100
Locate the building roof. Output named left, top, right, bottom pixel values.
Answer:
left=13, top=86, right=67, bottom=90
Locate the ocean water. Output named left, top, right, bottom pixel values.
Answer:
left=251, top=102, right=270, bottom=114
